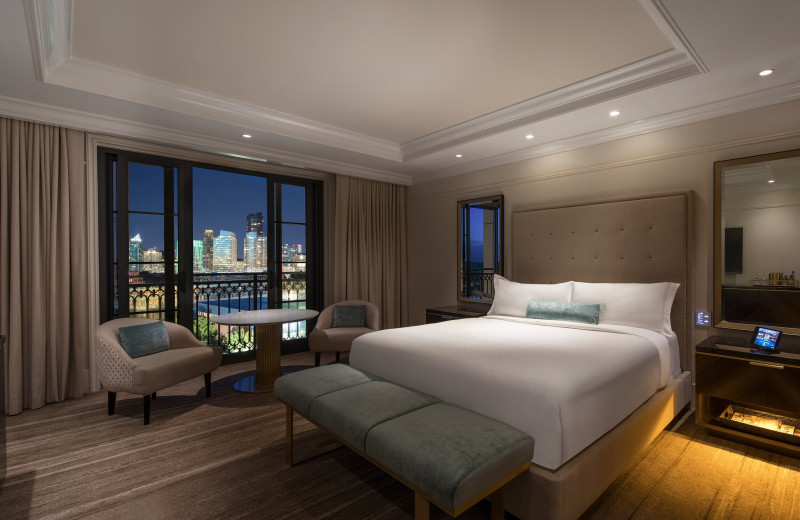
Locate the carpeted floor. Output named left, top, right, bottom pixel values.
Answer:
left=2, top=352, right=800, bottom=519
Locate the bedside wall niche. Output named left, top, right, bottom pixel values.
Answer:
left=714, top=148, right=800, bottom=335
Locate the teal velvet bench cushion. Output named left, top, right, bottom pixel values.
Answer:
left=275, top=365, right=534, bottom=520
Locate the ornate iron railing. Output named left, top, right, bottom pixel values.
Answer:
left=460, top=267, right=496, bottom=300
left=127, top=272, right=307, bottom=355
left=193, top=273, right=269, bottom=353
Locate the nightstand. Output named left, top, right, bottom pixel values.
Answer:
left=425, top=305, right=487, bottom=324
left=695, top=335, right=800, bottom=458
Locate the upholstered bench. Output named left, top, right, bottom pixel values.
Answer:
left=275, top=364, right=534, bottom=520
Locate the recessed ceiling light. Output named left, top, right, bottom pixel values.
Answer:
left=609, top=110, right=620, bottom=117
left=526, top=134, right=534, bottom=139
left=759, top=69, right=774, bottom=77
left=242, top=134, right=252, bottom=139
left=768, top=179, right=776, bottom=183
left=456, top=154, right=462, bottom=158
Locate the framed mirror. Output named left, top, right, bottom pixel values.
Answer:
left=714, top=148, right=800, bottom=334
left=457, top=195, right=503, bottom=303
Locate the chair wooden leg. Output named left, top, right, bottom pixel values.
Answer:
left=314, top=352, right=321, bottom=367
left=490, top=487, right=505, bottom=520
left=204, top=373, right=212, bottom=397
left=414, top=492, right=429, bottom=520
left=108, top=391, right=116, bottom=416
left=143, top=394, right=151, bottom=425
left=335, top=351, right=340, bottom=363
left=151, top=392, right=157, bottom=400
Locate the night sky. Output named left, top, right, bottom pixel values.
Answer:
left=128, top=164, right=306, bottom=259
left=469, top=206, right=485, bottom=264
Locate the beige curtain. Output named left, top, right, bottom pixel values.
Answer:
left=334, top=175, right=407, bottom=329
left=0, top=117, right=95, bottom=415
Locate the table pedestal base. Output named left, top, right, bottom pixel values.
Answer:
left=233, top=323, right=282, bottom=393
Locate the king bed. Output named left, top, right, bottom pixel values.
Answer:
left=349, top=193, right=694, bottom=520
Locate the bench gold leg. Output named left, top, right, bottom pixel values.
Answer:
left=490, top=487, right=505, bottom=520
left=286, top=405, right=294, bottom=467
left=414, top=492, right=429, bottom=520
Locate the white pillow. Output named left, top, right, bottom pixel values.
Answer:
left=571, top=281, right=679, bottom=334
left=488, top=275, right=573, bottom=318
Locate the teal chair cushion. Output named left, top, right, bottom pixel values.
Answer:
left=332, top=305, right=367, bottom=328
left=118, top=321, right=170, bottom=358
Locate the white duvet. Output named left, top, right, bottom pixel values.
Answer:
left=349, top=315, right=679, bottom=470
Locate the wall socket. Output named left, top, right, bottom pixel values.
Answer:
left=696, top=311, right=711, bottom=326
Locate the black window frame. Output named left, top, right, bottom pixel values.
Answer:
left=98, top=147, right=323, bottom=357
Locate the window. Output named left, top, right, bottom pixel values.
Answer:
left=98, top=149, right=323, bottom=360
left=457, top=195, right=503, bottom=302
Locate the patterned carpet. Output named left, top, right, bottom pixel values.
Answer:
left=2, top=352, right=800, bottom=520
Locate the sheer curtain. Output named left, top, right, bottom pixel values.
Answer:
left=334, top=175, right=407, bottom=329
left=0, top=117, right=97, bottom=415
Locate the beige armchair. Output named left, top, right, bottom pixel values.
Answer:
left=308, top=300, right=379, bottom=366
left=96, top=318, right=223, bottom=424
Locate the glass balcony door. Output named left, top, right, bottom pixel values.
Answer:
left=99, top=149, right=322, bottom=360
left=99, top=152, right=189, bottom=325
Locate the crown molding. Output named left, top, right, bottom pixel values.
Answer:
left=0, top=93, right=413, bottom=185
left=27, top=0, right=705, bottom=168
left=638, top=0, right=709, bottom=73
left=423, top=81, right=800, bottom=182
left=46, top=58, right=405, bottom=162
left=24, top=0, right=403, bottom=163
left=401, top=49, right=701, bottom=161
left=24, top=0, right=72, bottom=81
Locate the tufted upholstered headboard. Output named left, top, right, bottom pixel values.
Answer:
left=511, top=193, right=692, bottom=371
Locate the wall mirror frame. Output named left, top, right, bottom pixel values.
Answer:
left=457, top=195, right=504, bottom=303
left=714, top=148, right=800, bottom=335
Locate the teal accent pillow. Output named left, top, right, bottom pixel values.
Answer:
left=118, top=321, right=170, bottom=358
left=526, top=299, right=600, bottom=324
left=332, top=305, right=367, bottom=328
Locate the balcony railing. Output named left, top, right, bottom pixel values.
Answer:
left=460, top=267, right=496, bottom=300
left=126, top=272, right=307, bottom=354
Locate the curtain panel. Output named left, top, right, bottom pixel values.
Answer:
left=334, top=175, right=408, bottom=329
left=0, top=117, right=96, bottom=415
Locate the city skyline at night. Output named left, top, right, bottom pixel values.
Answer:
left=127, top=164, right=307, bottom=259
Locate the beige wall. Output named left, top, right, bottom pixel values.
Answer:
left=406, top=99, right=800, bottom=351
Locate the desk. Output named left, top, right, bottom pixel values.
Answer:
left=212, top=309, right=318, bottom=393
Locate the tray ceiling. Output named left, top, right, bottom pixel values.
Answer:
left=1, top=0, right=799, bottom=184
left=71, top=0, right=671, bottom=143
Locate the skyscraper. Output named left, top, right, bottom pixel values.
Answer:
left=246, top=212, right=264, bottom=236
left=192, top=240, right=203, bottom=272
left=282, top=243, right=302, bottom=263
left=129, top=233, right=143, bottom=271
left=244, top=232, right=270, bottom=272
left=203, top=229, right=214, bottom=272
left=142, top=248, right=164, bottom=273
left=244, top=212, right=268, bottom=272
left=256, top=236, right=268, bottom=271
left=213, top=230, right=237, bottom=272
left=244, top=231, right=258, bottom=272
